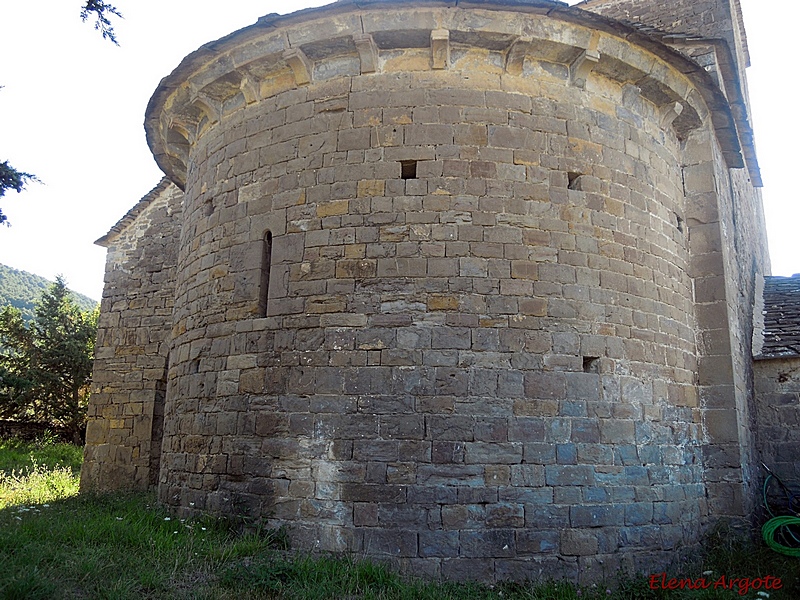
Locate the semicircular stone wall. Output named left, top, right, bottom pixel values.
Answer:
left=151, top=2, right=712, bottom=582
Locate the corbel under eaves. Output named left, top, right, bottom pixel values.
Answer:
left=570, top=49, right=600, bottom=89
left=353, top=33, right=380, bottom=74
left=659, top=101, right=684, bottom=129
left=431, top=29, right=450, bottom=70
left=283, top=48, right=313, bottom=85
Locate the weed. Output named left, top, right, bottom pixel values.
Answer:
left=0, top=436, right=82, bottom=476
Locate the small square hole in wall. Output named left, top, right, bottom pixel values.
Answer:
left=401, top=160, right=418, bottom=179
left=567, top=172, right=581, bottom=190
left=582, top=356, right=600, bottom=373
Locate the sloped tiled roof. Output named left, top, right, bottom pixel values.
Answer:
left=758, top=275, right=800, bottom=359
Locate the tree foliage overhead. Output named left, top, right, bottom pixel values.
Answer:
left=80, top=0, right=123, bottom=45
left=0, top=277, right=98, bottom=441
left=0, top=162, right=34, bottom=199
left=0, top=161, right=36, bottom=226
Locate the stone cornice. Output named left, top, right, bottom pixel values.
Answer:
left=145, top=0, right=748, bottom=190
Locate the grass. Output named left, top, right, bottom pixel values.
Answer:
left=0, top=435, right=83, bottom=475
left=0, top=436, right=82, bottom=509
left=0, top=438, right=798, bottom=599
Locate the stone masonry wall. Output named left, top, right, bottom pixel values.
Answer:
left=149, top=4, right=718, bottom=582
left=81, top=181, right=183, bottom=490
left=754, top=358, right=800, bottom=483
left=584, top=0, right=770, bottom=521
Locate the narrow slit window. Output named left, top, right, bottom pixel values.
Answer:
left=401, top=160, right=418, bottom=179
left=259, top=231, right=273, bottom=317
left=674, top=212, right=685, bottom=233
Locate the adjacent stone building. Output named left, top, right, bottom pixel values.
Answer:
left=82, top=0, right=776, bottom=582
left=753, top=275, right=800, bottom=486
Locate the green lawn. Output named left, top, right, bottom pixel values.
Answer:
left=0, top=438, right=797, bottom=599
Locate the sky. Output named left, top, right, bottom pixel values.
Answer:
left=0, top=0, right=796, bottom=302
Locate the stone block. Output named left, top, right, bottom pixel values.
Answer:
left=560, top=530, right=599, bottom=556
left=545, top=465, right=595, bottom=486
left=441, top=558, right=495, bottom=582
left=341, top=483, right=406, bottom=504
left=377, top=504, right=429, bottom=528
left=570, top=504, right=624, bottom=528
left=464, top=442, right=522, bottom=465
left=524, top=372, right=566, bottom=400
left=454, top=124, right=488, bottom=146
left=522, top=443, right=556, bottom=464
left=353, top=440, right=400, bottom=461
left=432, top=441, right=466, bottom=464
left=405, top=124, right=454, bottom=146
left=362, top=529, right=418, bottom=557
left=565, top=373, right=601, bottom=401
left=570, top=419, right=600, bottom=443
left=624, top=502, right=654, bottom=526
left=417, top=465, right=484, bottom=487
left=703, top=409, right=739, bottom=443
left=338, top=128, right=371, bottom=151
left=556, top=443, right=577, bottom=465
left=599, top=419, right=636, bottom=443
left=316, top=199, right=349, bottom=217
left=353, top=502, right=378, bottom=526
left=427, top=294, right=459, bottom=311
left=508, top=464, right=545, bottom=487
left=458, top=486, right=497, bottom=504
left=516, top=530, right=559, bottom=554
left=419, top=530, right=460, bottom=558
left=380, top=415, right=425, bottom=440
left=461, top=529, right=516, bottom=558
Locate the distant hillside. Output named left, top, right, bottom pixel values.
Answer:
left=0, top=264, right=98, bottom=322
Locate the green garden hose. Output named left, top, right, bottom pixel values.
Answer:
left=762, top=515, right=800, bottom=557
left=760, top=465, right=800, bottom=556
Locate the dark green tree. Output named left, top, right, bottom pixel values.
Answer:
left=0, top=277, right=98, bottom=441
left=80, top=0, right=123, bottom=45
left=0, top=306, right=36, bottom=421
left=0, top=160, right=37, bottom=226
